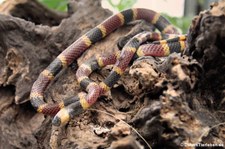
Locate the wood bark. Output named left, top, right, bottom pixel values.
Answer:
left=0, top=0, right=224, bottom=148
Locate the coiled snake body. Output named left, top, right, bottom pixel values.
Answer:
left=30, top=8, right=187, bottom=126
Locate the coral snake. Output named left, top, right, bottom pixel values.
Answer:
left=30, top=8, right=187, bottom=126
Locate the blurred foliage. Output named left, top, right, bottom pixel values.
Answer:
left=38, top=0, right=67, bottom=12
left=197, top=0, right=205, bottom=6
left=106, top=0, right=191, bottom=33
left=162, top=14, right=192, bottom=33
left=107, top=0, right=137, bottom=11
left=38, top=0, right=191, bottom=33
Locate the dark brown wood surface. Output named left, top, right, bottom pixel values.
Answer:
left=0, top=0, right=224, bottom=148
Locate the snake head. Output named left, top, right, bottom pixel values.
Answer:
left=52, top=108, right=70, bottom=126
left=52, top=100, right=84, bottom=126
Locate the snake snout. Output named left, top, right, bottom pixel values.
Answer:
left=52, top=108, right=70, bottom=126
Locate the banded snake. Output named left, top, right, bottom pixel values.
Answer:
left=30, top=8, right=187, bottom=126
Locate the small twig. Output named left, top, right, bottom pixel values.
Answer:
left=200, top=122, right=225, bottom=139
left=217, top=110, right=225, bottom=113
left=88, top=108, right=152, bottom=149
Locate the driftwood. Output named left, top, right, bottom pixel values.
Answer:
left=0, top=0, right=224, bottom=148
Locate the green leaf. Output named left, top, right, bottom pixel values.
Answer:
left=161, top=13, right=191, bottom=33
left=107, top=0, right=137, bottom=11
left=38, top=0, right=67, bottom=12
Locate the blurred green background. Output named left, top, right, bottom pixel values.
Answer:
left=38, top=0, right=204, bottom=33
left=38, top=0, right=67, bottom=12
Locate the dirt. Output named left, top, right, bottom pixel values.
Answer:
left=0, top=0, right=224, bottom=149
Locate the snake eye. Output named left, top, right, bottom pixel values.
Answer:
left=52, top=115, right=62, bottom=126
